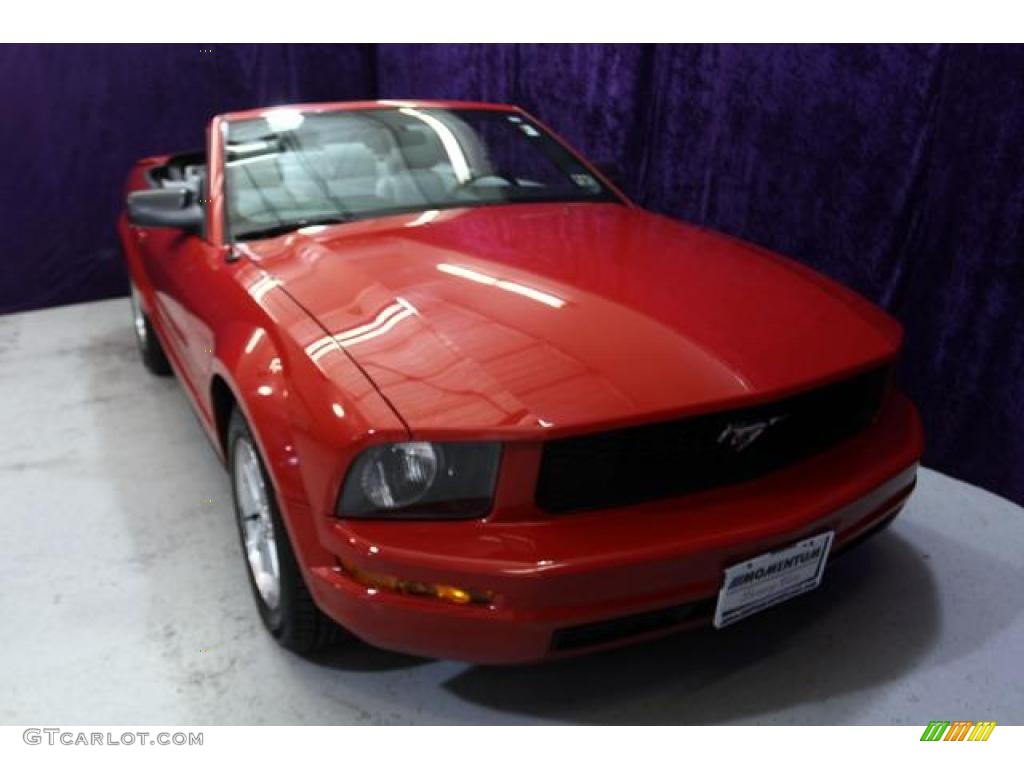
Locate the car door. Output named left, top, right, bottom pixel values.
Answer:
left=137, top=212, right=219, bottom=408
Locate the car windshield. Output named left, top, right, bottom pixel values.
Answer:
left=224, top=106, right=619, bottom=241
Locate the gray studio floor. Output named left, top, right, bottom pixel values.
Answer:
left=2, top=297, right=1022, bottom=725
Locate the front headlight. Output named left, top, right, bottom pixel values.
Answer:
left=338, top=442, right=502, bottom=519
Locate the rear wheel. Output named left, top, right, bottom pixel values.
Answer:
left=227, top=408, right=346, bottom=653
left=129, top=284, right=172, bottom=376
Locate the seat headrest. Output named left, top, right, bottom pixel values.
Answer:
left=227, top=156, right=282, bottom=188
left=397, top=128, right=448, bottom=170
left=323, top=142, right=377, bottom=177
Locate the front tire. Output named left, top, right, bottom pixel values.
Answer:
left=227, top=408, right=345, bottom=653
left=129, top=284, right=172, bottom=376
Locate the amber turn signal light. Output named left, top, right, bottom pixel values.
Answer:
left=338, top=559, right=492, bottom=606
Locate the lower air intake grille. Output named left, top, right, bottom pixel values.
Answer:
left=536, top=366, right=890, bottom=514
left=550, top=599, right=716, bottom=652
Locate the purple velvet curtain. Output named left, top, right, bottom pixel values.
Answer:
left=1, top=43, right=1021, bottom=507
left=0, top=43, right=376, bottom=313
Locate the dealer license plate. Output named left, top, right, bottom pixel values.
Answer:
left=713, top=531, right=835, bottom=628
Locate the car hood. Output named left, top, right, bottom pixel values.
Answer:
left=245, top=203, right=901, bottom=437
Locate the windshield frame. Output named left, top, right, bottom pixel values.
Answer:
left=220, top=105, right=629, bottom=243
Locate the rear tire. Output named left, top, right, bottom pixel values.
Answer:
left=129, top=284, right=172, bottom=376
left=227, top=408, right=346, bottom=653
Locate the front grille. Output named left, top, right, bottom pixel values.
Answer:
left=536, top=365, right=890, bottom=513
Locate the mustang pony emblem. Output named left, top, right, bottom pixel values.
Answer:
left=717, top=415, right=788, bottom=452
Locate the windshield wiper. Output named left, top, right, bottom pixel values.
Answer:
left=236, top=213, right=358, bottom=242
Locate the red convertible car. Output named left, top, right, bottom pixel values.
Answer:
left=119, top=100, right=923, bottom=663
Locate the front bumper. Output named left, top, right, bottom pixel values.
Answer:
left=307, top=391, right=923, bottom=664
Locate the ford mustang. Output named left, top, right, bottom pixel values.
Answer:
left=119, top=100, right=923, bottom=663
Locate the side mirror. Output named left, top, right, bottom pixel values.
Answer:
left=127, top=188, right=203, bottom=234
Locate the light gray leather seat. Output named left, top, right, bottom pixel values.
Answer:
left=226, top=155, right=293, bottom=224
left=378, top=131, right=457, bottom=207
left=277, top=142, right=379, bottom=205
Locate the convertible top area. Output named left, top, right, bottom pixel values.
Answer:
left=147, top=149, right=206, bottom=194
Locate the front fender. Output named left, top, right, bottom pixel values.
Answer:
left=210, top=268, right=407, bottom=572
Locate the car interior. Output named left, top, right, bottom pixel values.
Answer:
left=144, top=110, right=607, bottom=241
left=223, top=118, right=494, bottom=232
left=147, top=150, right=207, bottom=196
